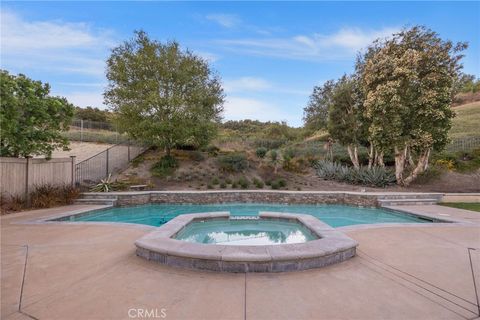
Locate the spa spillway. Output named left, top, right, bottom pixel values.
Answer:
left=135, top=212, right=358, bottom=272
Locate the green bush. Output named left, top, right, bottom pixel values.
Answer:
left=237, top=177, right=250, bottom=189
left=269, top=178, right=287, bottom=190
left=231, top=181, right=238, bottom=188
left=252, top=177, right=264, bottom=188
left=253, top=138, right=286, bottom=149
left=211, top=177, right=220, bottom=185
left=220, top=182, right=227, bottom=189
left=151, top=155, right=178, bottom=177
left=255, top=147, right=268, bottom=158
left=217, top=153, right=248, bottom=172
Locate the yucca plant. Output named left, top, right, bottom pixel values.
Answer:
left=90, top=174, right=113, bottom=192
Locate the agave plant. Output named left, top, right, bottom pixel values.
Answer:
left=90, top=174, right=113, bottom=192
left=356, top=166, right=396, bottom=187
left=315, top=160, right=396, bottom=187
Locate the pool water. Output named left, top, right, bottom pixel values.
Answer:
left=56, top=203, right=429, bottom=228
left=174, top=218, right=319, bottom=245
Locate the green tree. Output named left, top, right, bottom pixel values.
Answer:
left=74, top=106, right=109, bottom=122
left=327, top=75, right=365, bottom=168
left=303, top=80, right=335, bottom=133
left=0, top=70, right=74, bottom=158
left=104, top=31, right=224, bottom=155
left=358, top=26, right=466, bottom=185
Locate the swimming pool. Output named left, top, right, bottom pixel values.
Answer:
left=55, top=203, right=431, bottom=228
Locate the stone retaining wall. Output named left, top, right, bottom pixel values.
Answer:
left=107, top=191, right=379, bottom=207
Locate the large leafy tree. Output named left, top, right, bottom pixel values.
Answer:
left=303, top=80, right=335, bottom=132
left=104, top=31, right=224, bottom=155
left=327, top=75, right=366, bottom=168
left=358, top=26, right=466, bottom=185
left=0, top=70, right=74, bottom=158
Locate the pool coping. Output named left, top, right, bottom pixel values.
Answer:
left=135, top=212, right=359, bottom=272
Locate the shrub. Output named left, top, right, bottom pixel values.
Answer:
left=220, top=182, right=227, bottom=189
left=231, top=181, right=238, bottom=188
left=237, top=177, right=250, bottom=189
left=211, top=177, right=220, bottom=185
left=253, top=138, right=286, bottom=149
left=252, top=178, right=264, bottom=189
left=30, top=184, right=80, bottom=208
left=203, top=145, right=220, bottom=157
left=255, top=147, right=268, bottom=159
left=151, top=155, right=178, bottom=177
left=283, top=156, right=309, bottom=173
left=217, top=153, right=248, bottom=172
left=62, top=185, right=81, bottom=204
left=0, top=194, right=25, bottom=214
left=207, top=184, right=214, bottom=189
left=269, top=178, right=287, bottom=190
left=225, top=177, right=233, bottom=184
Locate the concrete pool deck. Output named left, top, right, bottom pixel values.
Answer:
left=1, top=204, right=479, bottom=319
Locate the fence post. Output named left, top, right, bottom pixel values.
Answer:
left=70, top=156, right=76, bottom=187
left=106, top=148, right=109, bottom=177
left=25, top=156, right=31, bottom=206
left=80, top=119, right=84, bottom=142
left=128, top=144, right=131, bottom=162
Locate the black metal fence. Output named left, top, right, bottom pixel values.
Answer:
left=75, top=143, right=147, bottom=186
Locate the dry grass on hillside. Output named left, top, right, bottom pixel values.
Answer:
left=450, top=101, right=480, bottom=139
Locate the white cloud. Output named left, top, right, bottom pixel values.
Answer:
left=224, top=77, right=272, bottom=93
left=196, top=51, right=220, bottom=63
left=206, top=14, right=241, bottom=28
left=216, top=26, right=399, bottom=61
left=223, top=96, right=296, bottom=124
left=0, top=10, right=114, bottom=77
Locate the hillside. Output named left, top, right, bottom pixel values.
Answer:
left=450, top=101, right=480, bottom=139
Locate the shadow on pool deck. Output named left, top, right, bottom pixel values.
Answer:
left=1, top=204, right=479, bottom=320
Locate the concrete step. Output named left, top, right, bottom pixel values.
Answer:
left=74, top=198, right=117, bottom=206
left=377, top=194, right=443, bottom=200
left=80, top=193, right=119, bottom=200
left=378, top=198, right=439, bottom=206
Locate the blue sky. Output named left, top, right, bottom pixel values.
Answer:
left=1, top=1, right=479, bottom=127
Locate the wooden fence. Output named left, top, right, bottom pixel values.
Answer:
left=0, top=157, right=76, bottom=199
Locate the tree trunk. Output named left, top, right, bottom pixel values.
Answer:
left=347, top=144, right=360, bottom=169
left=377, top=152, right=384, bottom=167
left=394, top=146, right=407, bottom=185
left=368, top=143, right=374, bottom=169
left=406, top=146, right=415, bottom=167
left=165, top=146, right=171, bottom=156
left=404, top=148, right=431, bottom=185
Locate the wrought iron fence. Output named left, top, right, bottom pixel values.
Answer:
left=75, top=143, right=147, bottom=186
